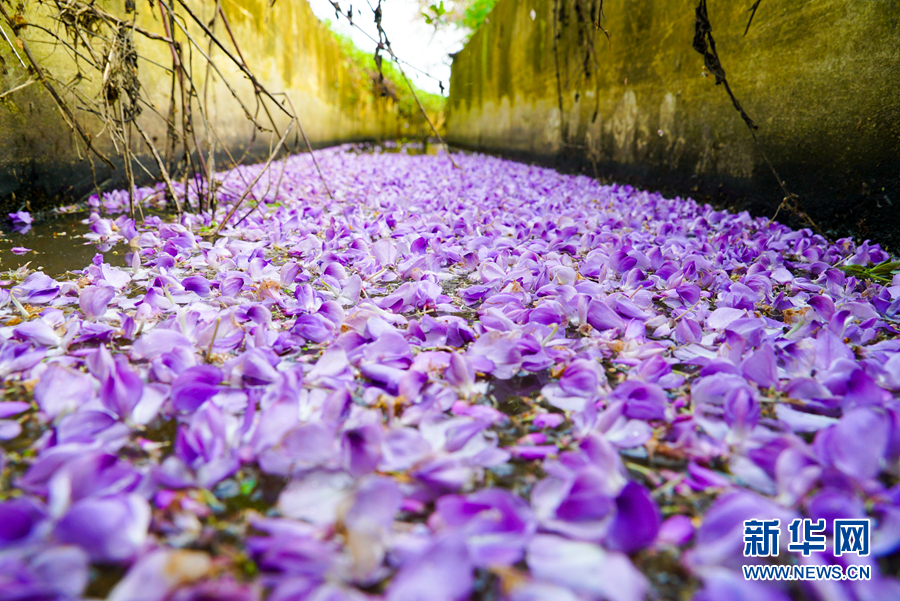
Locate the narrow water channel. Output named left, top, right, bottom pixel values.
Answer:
left=1, top=145, right=898, bottom=601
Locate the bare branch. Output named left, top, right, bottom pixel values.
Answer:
left=0, top=2, right=115, bottom=169
left=215, top=119, right=296, bottom=236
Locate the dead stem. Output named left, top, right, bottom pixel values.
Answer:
left=214, top=119, right=296, bottom=236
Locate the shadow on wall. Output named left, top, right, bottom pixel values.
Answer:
left=447, top=0, right=900, bottom=249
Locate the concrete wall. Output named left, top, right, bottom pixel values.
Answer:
left=448, top=0, right=900, bottom=248
left=0, top=0, right=429, bottom=212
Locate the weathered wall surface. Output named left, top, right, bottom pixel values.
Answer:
left=448, top=0, right=900, bottom=248
left=0, top=0, right=426, bottom=211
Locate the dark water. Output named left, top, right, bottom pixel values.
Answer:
left=1, top=211, right=127, bottom=277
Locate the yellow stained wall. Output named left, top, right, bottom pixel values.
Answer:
left=448, top=0, right=900, bottom=247
left=0, top=0, right=421, bottom=208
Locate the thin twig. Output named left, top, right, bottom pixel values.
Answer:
left=0, top=78, right=36, bottom=99
left=327, top=0, right=454, bottom=163
left=0, top=3, right=115, bottom=169
left=692, top=0, right=820, bottom=234
left=214, top=118, right=296, bottom=236
left=275, top=93, right=334, bottom=200
left=168, top=0, right=291, bottom=118
left=745, top=1, right=763, bottom=36
left=134, top=119, right=183, bottom=215
left=0, top=19, right=25, bottom=68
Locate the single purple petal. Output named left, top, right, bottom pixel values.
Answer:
left=467, top=331, right=522, bottom=379
left=341, top=423, right=383, bottom=477
left=741, top=344, right=778, bottom=389
left=808, top=295, right=835, bottom=321
left=527, top=534, right=648, bottom=601
left=15, top=272, right=60, bottom=304
left=181, top=275, right=212, bottom=297
left=559, top=359, right=602, bottom=398
left=533, top=413, right=565, bottom=429
left=0, top=419, right=22, bottom=440
left=656, top=515, right=695, bottom=547
left=815, top=407, right=888, bottom=481
left=171, top=365, right=223, bottom=412
left=98, top=349, right=144, bottom=419
left=78, top=286, right=115, bottom=320
left=612, top=380, right=668, bottom=421
left=604, top=481, right=661, bottom=553
left=55, top=494, right=150, bottom=563
left=586, top=299, right=626, bottom=331
left=8, top=210, right=32, bottom=226
left=0, top=401, right=30, bottom=418
left=674, top=317, right=702, bottom=344
left=431, top=489, right=537, bottom=567
left=0, top=497, right=46, bottom=546
left=33, top=364, right=95, bottom=418
left=13, top=320, right=60, bottom=347
left=706, top=307, right=746, bottom=330
left=386, top=533, right=473, bottom=601
left=227, top=348, right=280, bottom=386
left=131, top=328, right=194, bottom=361
left=724, top=387, right=760, bottom=432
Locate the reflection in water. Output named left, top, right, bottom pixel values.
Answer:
left=1, top=212, right=128, bottom=277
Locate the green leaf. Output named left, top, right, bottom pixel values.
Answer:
left=870, top=260, right=900, bottom=276
left=239, top=477, right=256, bottom=496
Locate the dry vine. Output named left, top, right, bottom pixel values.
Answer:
left=0, top=0, right=434, bottom=225
left=551, top=0, right=606, bottom=156
left=692, top=0, right=820, bottom=234
left=327, top=0, right=458, bottom=168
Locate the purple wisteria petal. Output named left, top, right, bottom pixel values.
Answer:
left=96, top=346, right=144, bottom=419
left=13, top=319, right=61, bottom=347
left=526, top=534, right=648, bottom=601
left=9, top=210, right=32, bottom=227
left=586, top=299, right=626, bottom=332
left=277, top=471, right=354, bottom=526
left=181, top=275, right=212, bottom=297
left=468, top=331, right=523, bottom=379
left=107, top=549, right=212, bottom=601
left=0, top=146, right=898, bottom=599
left=55, top=494, right=150, bottom=563
left=610, top=380, right=669, bottom=421
left=814, top=407, right=888, bottom=482
left=78, top=285, right=115, bottom=320
left=386, top=533, right=473, bottom=601
left=33, top=363, right=95, bottom=418
left=604, top=481, right=661, bottom=553
left=431, top=489, right=536, bottom=566
left=0, top=498, right=46, bottom=547
left=171, top=365, right=223, bottom=412
left=0, top=401, right=29, bottom=418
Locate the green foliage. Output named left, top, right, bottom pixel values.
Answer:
left=837, top=259, right=900, bottom=285
left=419, top=0, right=498, bottom=37
left=460, top=0, right=498, bottom=31
left=422, top=1, right=450, bottom=28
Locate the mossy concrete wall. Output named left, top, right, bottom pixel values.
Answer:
left=448, top=0, right=900, bottom=248
left=0, top=0, right=426, bottom=211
